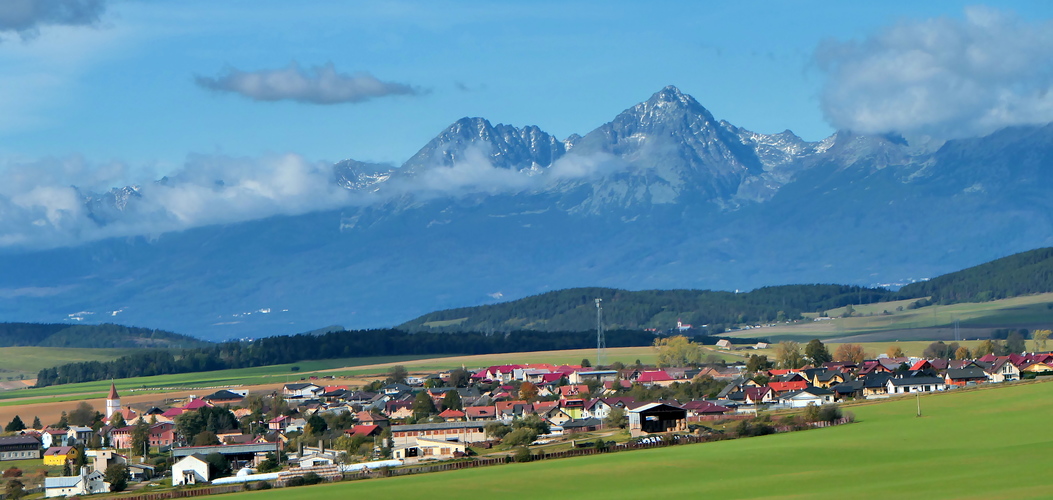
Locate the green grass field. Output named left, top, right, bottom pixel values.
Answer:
left=0, top=346, right=147, bottom=382
left=724, top=293, right=1053, bottom=342
left=228, top=380, right=1053, bottom=499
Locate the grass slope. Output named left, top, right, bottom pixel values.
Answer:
left=0, top=346, right=147, bottom=382
left=231, top=380, right=1053, bottom=499
left=722, top=292, right=1053, bottom=342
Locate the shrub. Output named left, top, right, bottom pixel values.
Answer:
left=302, top=472, right=322, bottom=485
left=256, top=481, right=272, bottom=490
left=502, top=428, right=538, bottom=447
left=817, top=404, right=843, bottom=423
left=3, top=467, right=22, bottom=478
left=512, top=446, right=532, bottom=463
left=286, top=476, right=306, bottom=487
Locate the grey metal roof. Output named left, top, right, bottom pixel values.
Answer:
left=888, top=376, right=945, bottom=386
left=391, top=421, right=485, bottom=432
left=45, top=476, right=82, bottom=489
left=0, top=435, right=41, bottom=446
left=172, top=442, right=278, bottom=457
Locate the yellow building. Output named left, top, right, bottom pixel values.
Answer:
left=43, top=446, right=77, bottom=466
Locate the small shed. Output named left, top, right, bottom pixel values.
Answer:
left=627, top=403, right=687, bottom=437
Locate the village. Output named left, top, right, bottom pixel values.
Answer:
left=0, top=338, right=1048, bottom=498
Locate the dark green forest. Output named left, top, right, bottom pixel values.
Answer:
left=398, top=285, right=893, bottom=333
left=0, top=322, right=207, bottom=348
left=401, top=247, right=1053, bottom=333
left=896, top=247, right=1053, bottom=304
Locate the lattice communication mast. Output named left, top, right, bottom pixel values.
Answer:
left=595, top=298, right=606, bottom=367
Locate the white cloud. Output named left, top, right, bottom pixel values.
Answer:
left=816, top=7, right=1053, bottom=139
left=0, top=153, right=364, bottom=249
left=195, top=61, right=420, bottom=105
left=0, top=0, right=106, bottom=40
left=0, top=145, right=628, bottom=249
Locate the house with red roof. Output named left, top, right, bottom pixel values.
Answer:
left=558, top=385, right=590, bottom=399
left=267, top=415, right=289, bottom=431
left=343, top=425, right=382, bottom=438
left=743, top=386, right=774, bottom=405
left=636, top=370, right=675, bottom=387
left=680, top=401, right=732, bottom=419
left=464, top=406, right=497, bottom=421
left=438, top=409, right=465, bottom=421
left=768, top=380, right=809, bottom=394
left=357, top=411, right=389, bottom=428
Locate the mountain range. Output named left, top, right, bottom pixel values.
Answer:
left=2, top=86, right=1052, bottom=339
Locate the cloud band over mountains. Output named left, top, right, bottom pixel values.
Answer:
left=817, top=6, right=1053, bottom=140
left=0, top=146, right=625, bottom=250
left=195, top=62, right=420, bottom=105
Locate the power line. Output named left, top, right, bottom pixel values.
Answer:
left=595, top=298, right=606, bottom=367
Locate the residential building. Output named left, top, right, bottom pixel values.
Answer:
left=0, top=436, right=41, bottom=461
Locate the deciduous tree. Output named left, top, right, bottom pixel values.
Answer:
left=442, top=390, right=463, bottom=410
left=885, top=345, right=905, bottom=358
left=954, top=346, right=972, bottom=360
left=804, top=339, right=832, bottom=364
left=104, top=463, right=129, bottom=492
left=834, top=344, right=866, bottom=364
left=517, top=383, right=538, bottom=403
left=1034, top=329, right=1052, bottom=351
left=974, top=339, right=995, bottom=357
left=412, top=390, right=436, bottom=421
left=386, top=365, right=408, bottom=385
left=653, top=335, right=703, bottom=367
left=604, top=407, right=627, bottom=429
left=774, top=341, right=804, bottom=369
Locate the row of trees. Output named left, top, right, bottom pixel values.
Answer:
left=36, top=328, right=659, bottom=387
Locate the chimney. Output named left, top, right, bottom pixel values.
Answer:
left=319, top=439, right=324, bottom=454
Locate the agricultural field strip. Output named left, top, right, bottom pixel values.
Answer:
left=723, top=293, right=1053, bottom=341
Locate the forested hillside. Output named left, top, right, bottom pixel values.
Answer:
left=897, top=247, right=1053, bottom=304
left=0, top=323, right=207, bottom=348
left=398, top=285, right=893, bottom=333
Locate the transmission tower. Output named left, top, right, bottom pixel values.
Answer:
left=595, top=298, right=606, bottom=367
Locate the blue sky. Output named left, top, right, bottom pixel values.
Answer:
left=3, top=0, right=1052, bottom=174
left=2, top=1, right=1053, bottom=250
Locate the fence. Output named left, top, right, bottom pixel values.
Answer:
left=111, top=484, right=245, bottom=500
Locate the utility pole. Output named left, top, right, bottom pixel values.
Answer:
left=595, top=298, right=606, bottom=367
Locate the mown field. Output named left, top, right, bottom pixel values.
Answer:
left=723, top=292, right=1053, bottom=343
left=228, top=380, right=1053, bottom=499
left=0, top=346, right=146, bottom=383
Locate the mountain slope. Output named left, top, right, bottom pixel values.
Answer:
left=0, top=87, right=1052, bottom=339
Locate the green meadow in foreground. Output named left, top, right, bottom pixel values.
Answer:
left=230, top=380, right=1053, bottom=500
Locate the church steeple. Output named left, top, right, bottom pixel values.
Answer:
left=106, top=382, right=121, bottom=419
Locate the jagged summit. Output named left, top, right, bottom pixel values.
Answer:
left=398, top=116, right=569, bottom=175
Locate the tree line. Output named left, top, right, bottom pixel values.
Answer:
left=34, top=328, right=658, bottom=387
